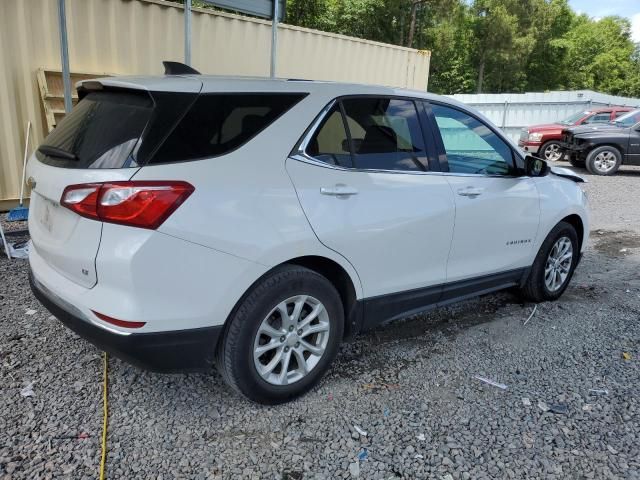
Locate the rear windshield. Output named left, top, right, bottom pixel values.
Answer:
left=149, top=93, right=306, bottom=164
left=36, top=91, right=153, bottom=169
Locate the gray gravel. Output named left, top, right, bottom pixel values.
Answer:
left=1, top=166, right=639, bottom=479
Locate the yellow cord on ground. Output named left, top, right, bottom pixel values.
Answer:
left=99, top=352, right=109, bottom=480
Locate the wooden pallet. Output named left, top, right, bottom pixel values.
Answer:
left=36, top=68, right=111, bottom=132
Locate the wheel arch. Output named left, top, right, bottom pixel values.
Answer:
left=286, top=256, right=360, bottom=338
left=560, top=214, right=585, bottom=251
left=223, top=255, right=362, bottom=341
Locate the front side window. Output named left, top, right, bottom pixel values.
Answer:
left=305, top=97, right=429, bottom=172
left=431, top=104, right=514, bottom=176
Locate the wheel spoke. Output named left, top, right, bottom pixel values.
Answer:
left=259, top=347, right=284, bottom=375
left=291, top=296, right=307, bottom=323
left=292, top=349, right=308, bottom=375
left=300, top=339, right=324, bottom=356
left=278, top=349, right=293, bottom=385
left=298, top=303, right=324, bottom=330
left=259, top=323, right=284, bottom=339
left=254, top=340, right=280, bottom=356
left=301, top=322, right=330, bottom=337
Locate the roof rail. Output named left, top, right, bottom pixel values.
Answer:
left=163, top=61, right=201, bottom=75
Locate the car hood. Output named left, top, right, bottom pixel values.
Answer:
left=526, top=123, right=565, bottom=133
left=549, top=166, right=586, bottom=183
left=567, top=124, right=628, bottom=136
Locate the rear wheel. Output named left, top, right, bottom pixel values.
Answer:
left=540, top=141, right=564, bottom=162
left=217, top=265, right=343, bottom=404
left=520, top=221, right=579, bottom=302
left=586, top=146, right=621, bottom=175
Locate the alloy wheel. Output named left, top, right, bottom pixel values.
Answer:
left=544, top=236, right=573, bottom=292
left=253, top=295, right=330, bottom=386
left=593, top=151, right=617, bottom=173
left=544, top=143, right=562, bottom=162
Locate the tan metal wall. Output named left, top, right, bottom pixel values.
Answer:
left=0, top=0, right=430, bottom=206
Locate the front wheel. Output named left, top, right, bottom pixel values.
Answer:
left=520, top=221, right=579, bottom=302
left=586, top=146, right=621, bottom=175
left=217, top=265, right=344, bottom=404
left=540, top=141, right=564, bottom=162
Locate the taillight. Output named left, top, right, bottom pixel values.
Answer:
left=61, top=181, right=194, bottom=229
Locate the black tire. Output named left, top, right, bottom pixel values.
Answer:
left=569, top=157, right=585, bottom=169
left=216, top=265, right=344, bottom=404
left=520, top=221, right=579, bottom=302
left=539, top=141, right=564, bottom=162
left=585, top=145, right=622, bottom=176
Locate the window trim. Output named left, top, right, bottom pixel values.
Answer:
left=425, top=100, right=522, bottom=178
left=291, top=94, right=441, bottom=175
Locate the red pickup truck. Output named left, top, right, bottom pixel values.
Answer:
left=518, top=107, right=633, bottom=161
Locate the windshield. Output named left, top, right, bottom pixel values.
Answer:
left=613, top=109, right=640, bottom=127
left=559, top=111, right=590, bottom=125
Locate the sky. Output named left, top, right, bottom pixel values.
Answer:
left=568, top=0, right=640, bottom=42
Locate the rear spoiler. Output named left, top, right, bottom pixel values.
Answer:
left=550, top=166, right=586, bottom=183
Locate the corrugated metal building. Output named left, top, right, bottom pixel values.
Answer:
left=0, top=0, right=431, bottom=209
left=449, top=90, right=640, bottom=142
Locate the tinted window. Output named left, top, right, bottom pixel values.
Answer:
left=432, top=104, right=513, bottom=175
left=584, top=112, right=611, bottom=124
left=36, top=91, right=153, bottom=169
left=342, top=98, right=428, bottom=171
left=614, top=110, right=629, bottom=118
left=306, top=104, right=353, bottom=167
left=151, top=93, right=306, bottom=164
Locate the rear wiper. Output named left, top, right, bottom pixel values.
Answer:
left=38, top=145, right=78, bottom=161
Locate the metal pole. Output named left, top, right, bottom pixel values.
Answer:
left=270, top=0, right=279, bottom=78
left=184, top=0, right=192, bottom=66
left=57, top=0, right=72, bottom=113
left=501, top=100, right=509, bottom=129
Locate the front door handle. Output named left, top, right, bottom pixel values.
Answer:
left=457, top=187, right=484, bottom=198
left=320, top=184, right=358, bottom=197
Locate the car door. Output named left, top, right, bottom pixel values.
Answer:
left=426, top=102, right=540, bottom=286
left=286, top=96, right=456, bottom=306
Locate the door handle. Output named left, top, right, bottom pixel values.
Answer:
left=320, top=184, right=358, bottom=197
left=457, top=187, right=484, bottom=198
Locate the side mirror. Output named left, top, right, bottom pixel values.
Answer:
left=524, top=154, right=549, bottom=177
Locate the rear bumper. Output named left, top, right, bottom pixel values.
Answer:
left=30, top=271, right=222, bottom=372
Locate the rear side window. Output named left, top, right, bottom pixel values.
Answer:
left=36, top=91, right=153, bottom=169
left=150, top=93, right=306, bottom=164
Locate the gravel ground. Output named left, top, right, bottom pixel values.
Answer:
left=1, top=166, right=639, bottom=479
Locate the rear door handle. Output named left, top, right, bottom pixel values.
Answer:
left=457, top=187, right=484, bottom=198
left=320, top=184, right=358, bottom=197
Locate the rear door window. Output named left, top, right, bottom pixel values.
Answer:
left=150, top=93, right=307, bottom=164
left=36, top=91, right=153, bottom=169
left=342, top=98, right=428, bottom=172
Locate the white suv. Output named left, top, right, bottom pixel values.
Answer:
left=28, top=69, right=589, bottom=404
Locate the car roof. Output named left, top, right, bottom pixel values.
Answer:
left=78, top=74, right=455, bottom=104
left=590, top=106, right=633, bottom=113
